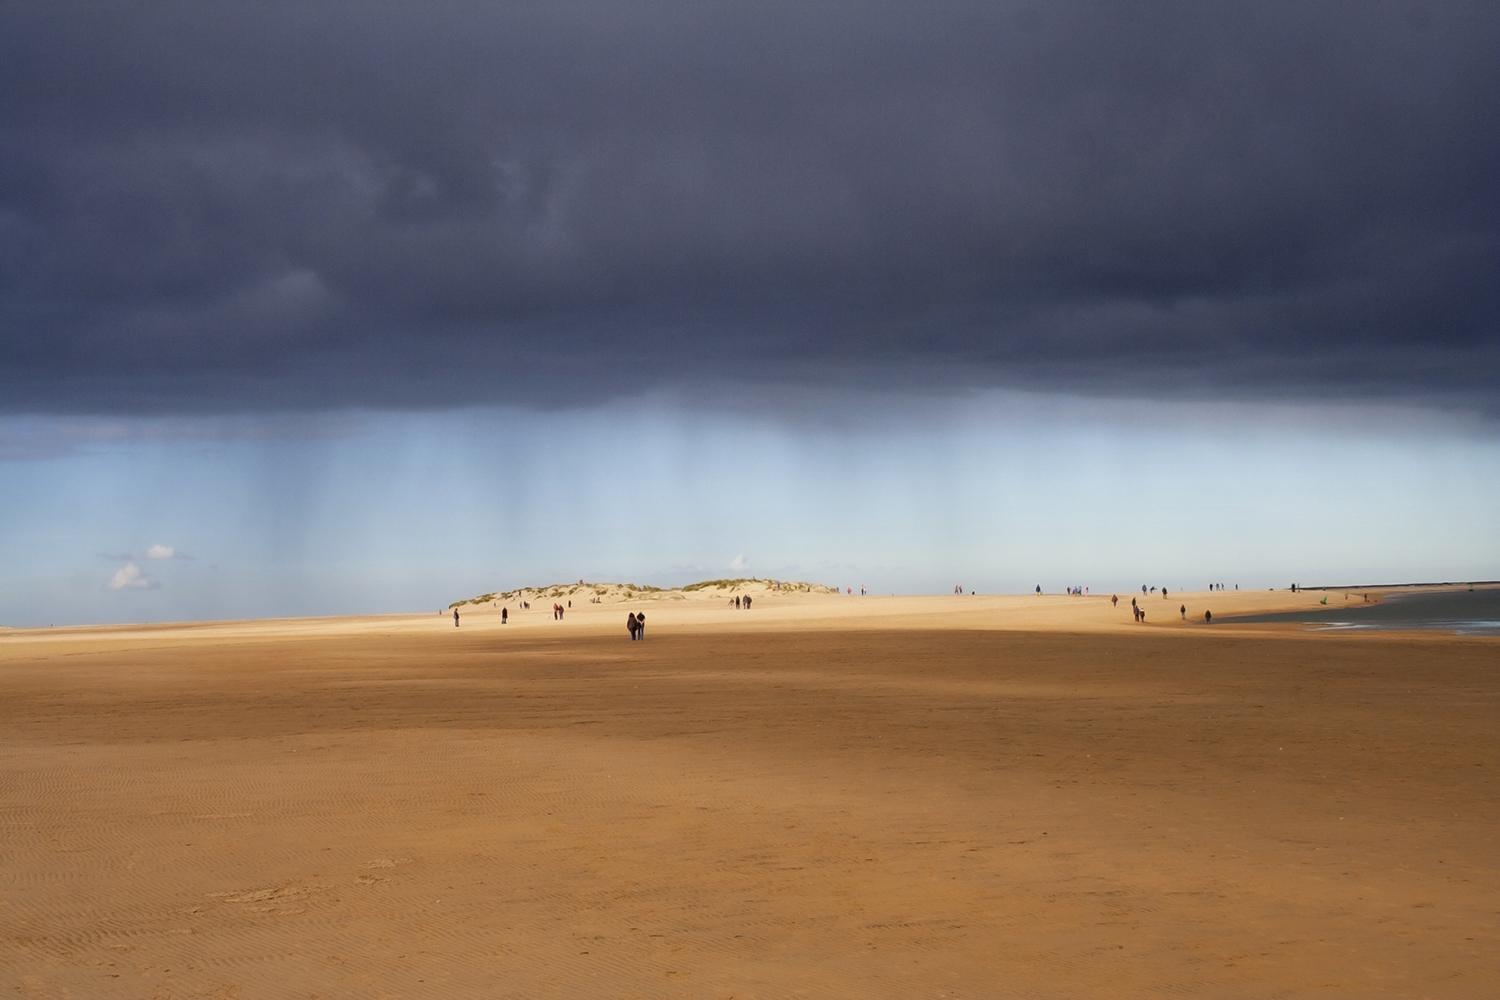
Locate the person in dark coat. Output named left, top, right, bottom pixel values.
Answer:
left=627, top=613, right=638, bottom=640
left=636, top=613, right=645, bottom=639
left=453, top=608, right=460, bottom=627
left=502, top=607, right=508, bottom=624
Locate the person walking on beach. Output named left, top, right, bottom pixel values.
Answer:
left=636, top=613, right=645, bottom=638
left=1180, top=604, right=1186, bottom=620
left=1204, top=610, right=1212, bottom=623
left=453, top=608, right=460, bottom=627
left=1112, top=594, right=1118, bottom=608
left=501, top=607, right=508, bottom=625
left=627, top=612, right=638, bottom=640
left=1036, top=585, right=1041, bottom=595
left=743, top=596, right=752, bottom=610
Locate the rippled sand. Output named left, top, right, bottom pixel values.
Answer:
left=3, top=596, right=1496, bottom=997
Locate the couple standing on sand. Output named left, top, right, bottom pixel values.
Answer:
left=627, top=612, right=646, bottom=640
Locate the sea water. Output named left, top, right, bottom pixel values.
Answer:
left=1219, top=587, right=1500, bottom=636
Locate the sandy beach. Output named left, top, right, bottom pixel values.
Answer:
left=3, top=590, right=1496, bottom=997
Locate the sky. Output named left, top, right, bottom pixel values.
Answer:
left=1, top=2, right=1497, bottom=625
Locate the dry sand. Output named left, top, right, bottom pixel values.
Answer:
left=3, top=592, right=1497, bottom=997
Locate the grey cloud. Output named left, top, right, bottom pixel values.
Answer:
left=1, top=1, right=1496, bottom=414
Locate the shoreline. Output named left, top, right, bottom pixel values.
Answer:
left=3, top=584, right=1495, bottom=645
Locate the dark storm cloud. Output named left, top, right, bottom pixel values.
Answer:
left=1, top=1, right=1496, bottom=414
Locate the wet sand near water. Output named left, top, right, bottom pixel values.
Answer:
left=2, top=599, right=1497, bottom=997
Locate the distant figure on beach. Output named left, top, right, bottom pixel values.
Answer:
left=1036, top=585, right=1041, bottom=595
left=744, top=596, right=752, bottom=609
left=1142, top=585, right=1147, bottom=595
left=636, top=613, right=645, bottom=638
left=501, top=607, right=508, bottom=624
left=1112, top=595, right=1118, bottom=608
left=453, top=608, right=460, bottom=627
left=1131, top=596, right=1137, bottom=609
left=1162, top=588, right=1168, bottom=598
left=734, top=595, right=741, bottom=609
left=1180, top=604, right=1186, bottom=619
left=627, top=613, right=638, bottom=640
left=1205, top=610, right=1212, bottom=623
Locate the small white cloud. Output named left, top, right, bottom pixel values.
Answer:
left=729, top=554, right=747, bottom=572
left=100, top=543, right=189, bottom=561
left=107, top=562, right=159, bottom=590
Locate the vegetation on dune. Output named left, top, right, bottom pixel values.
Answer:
left=451, top=577, right=836, bottom=607
left=682, top=578, right=838, bottom=594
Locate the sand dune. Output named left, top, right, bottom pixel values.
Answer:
left=2, top=594, right=1496, bottom=997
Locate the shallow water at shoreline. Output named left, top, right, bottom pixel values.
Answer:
left=1219, top=587, right=1500, bottom=635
